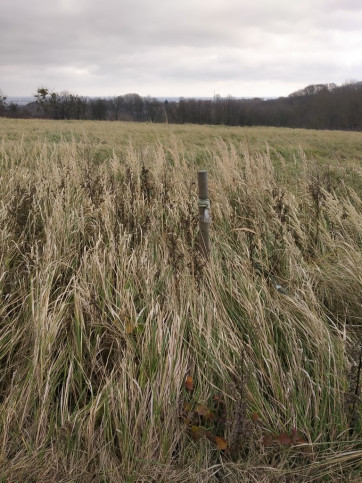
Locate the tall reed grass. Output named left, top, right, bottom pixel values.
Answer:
left=0, top=120, right=361, bottom=481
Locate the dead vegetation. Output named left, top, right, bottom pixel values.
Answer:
left=0, top=120, right=361, bottom=482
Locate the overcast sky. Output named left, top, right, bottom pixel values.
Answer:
left=1, top=0, right=361, bottom=98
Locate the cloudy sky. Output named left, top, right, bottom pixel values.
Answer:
left=1, top=0, right=361, bottom=98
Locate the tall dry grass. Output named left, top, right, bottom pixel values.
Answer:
left=0, top=121, right=361, bottom=482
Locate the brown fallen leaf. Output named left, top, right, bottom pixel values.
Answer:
left=251, top=412, right=260, bottom=421
left=204, top=431, right=228, bottom=450
left=184, top=376, right=194, bottom=392
left=276, top=432, right=292, bottom=445
left=214, top=436, right=228, bottom=450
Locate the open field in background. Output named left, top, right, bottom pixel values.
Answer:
left=0, top=118, right=361, bottom=482
left=2, top=119, right=362, bottom=193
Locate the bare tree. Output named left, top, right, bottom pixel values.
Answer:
left=0, top=89, right=7, bottom=115
left=34, top=87, right=59, bottom=117
left=110, top=95, right=124, bottom=120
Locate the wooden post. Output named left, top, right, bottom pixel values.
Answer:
left=198, top=170, right=211, bottom=257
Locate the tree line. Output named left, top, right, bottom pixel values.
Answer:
left=1, top=82, right=362, bottom=130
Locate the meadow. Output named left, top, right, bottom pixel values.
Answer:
left=0, top=118, right=361, bottom=482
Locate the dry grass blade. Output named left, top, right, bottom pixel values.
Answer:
left=0, top=119, right=361, bottom=482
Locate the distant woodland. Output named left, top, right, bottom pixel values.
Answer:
left=1, top=82, right=362, bottom=130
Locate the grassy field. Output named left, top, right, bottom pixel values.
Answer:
left=0, top=118, right=361, bottom=482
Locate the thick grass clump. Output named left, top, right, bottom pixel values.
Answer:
left=0, top=119, right=361, bottom=482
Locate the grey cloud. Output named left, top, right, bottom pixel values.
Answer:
left=1, top=0, right=361, bottom=97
